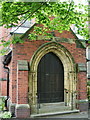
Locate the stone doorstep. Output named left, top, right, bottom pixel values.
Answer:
left=40, top=102, right=65, bottom=107
left=31, top=109, right=80, bottom=118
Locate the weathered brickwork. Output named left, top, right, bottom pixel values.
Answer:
left=10, top=41, right=87, bottom=102
left=0, top=27, right=87, bottom=117
left=17, top=70, right=28, bottom=104
left=0, top=81, right=7, bottom=96
left=0, top=55, right=7, bottom=96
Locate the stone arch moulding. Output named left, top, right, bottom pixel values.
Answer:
left=29, top=41, right=77, bottom=114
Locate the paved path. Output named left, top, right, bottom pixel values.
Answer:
left=0, top=110, right=89, bottom=119
left=41, top=111, right=89, bottom=119
left=52, top=112, right=88, bottom=118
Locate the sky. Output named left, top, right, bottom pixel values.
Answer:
left=14, top=0, right=89, bottom=4
left=74, top=0, right=88, bottom=5
left=60, top=0, right=88, bottom=5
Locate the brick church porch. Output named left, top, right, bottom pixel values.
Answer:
left=0, top=24, right=88, bottom=118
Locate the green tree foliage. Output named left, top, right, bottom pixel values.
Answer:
left=0, top=1, right=88, bottom=53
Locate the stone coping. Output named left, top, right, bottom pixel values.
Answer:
left=76, top=99, right=88, bottom=103
left=0, top=78, right=7, bottom=81
left=16, top=104, right=30, bottom=109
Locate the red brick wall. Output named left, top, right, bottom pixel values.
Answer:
left=10, top=41, right=49, bottom=103
left=0, top=26, right=11, bottom=97
left=0, top=56, right=6, bottom=79
left=1, top=81, right=7, bottom=96
left=0, top=56, right=7, bottom=96
left=9, top=29, right=87, bottom=104
left=17, top=70, right=28, bottom=104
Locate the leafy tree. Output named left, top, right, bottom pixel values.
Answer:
left=0, top=0, right=88, bottom=54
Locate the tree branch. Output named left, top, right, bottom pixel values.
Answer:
left=13, top=2, right=45, bottom=17
left=12, top=2, right=46, bottom=33
left=62, top=1, right=74, bottom=20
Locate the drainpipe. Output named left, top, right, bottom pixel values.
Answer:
left=2, top=51, right=12, bottom=110
left=3, top=65, right=10, bottom=110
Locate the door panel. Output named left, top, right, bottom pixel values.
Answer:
left=37, top=52, right=64, bottom=103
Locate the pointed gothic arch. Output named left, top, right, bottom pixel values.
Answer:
left=29, top=41, right=77, bottom=114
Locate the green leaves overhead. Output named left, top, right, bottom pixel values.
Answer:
left=1, top=2, right=45, bottom=27
left=0, top=1, right=88, bottom=41
left=0, top=36, right=24, bottom=55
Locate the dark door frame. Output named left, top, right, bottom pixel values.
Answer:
left=37, top=52, right=64, bottom=103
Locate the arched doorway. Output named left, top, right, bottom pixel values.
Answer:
left=37, top=52, right=64, bottom=103
left=29, top=42, right=77, bottom=114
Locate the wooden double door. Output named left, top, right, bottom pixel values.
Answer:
left=37, top=52, right=64, bottom=103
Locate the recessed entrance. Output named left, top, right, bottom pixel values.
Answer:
left=29, top=42, right=76, bottom=114
left=37, top=52, right=64, bottom=103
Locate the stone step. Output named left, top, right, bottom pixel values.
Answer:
left=31, top=109, right=80, bottom=118
left=39, top=102, right=65, bottom=107
left=37, top=105, right=71, bottom=114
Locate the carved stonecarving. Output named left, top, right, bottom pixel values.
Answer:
left=37, top=36, right=75, bottom=44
